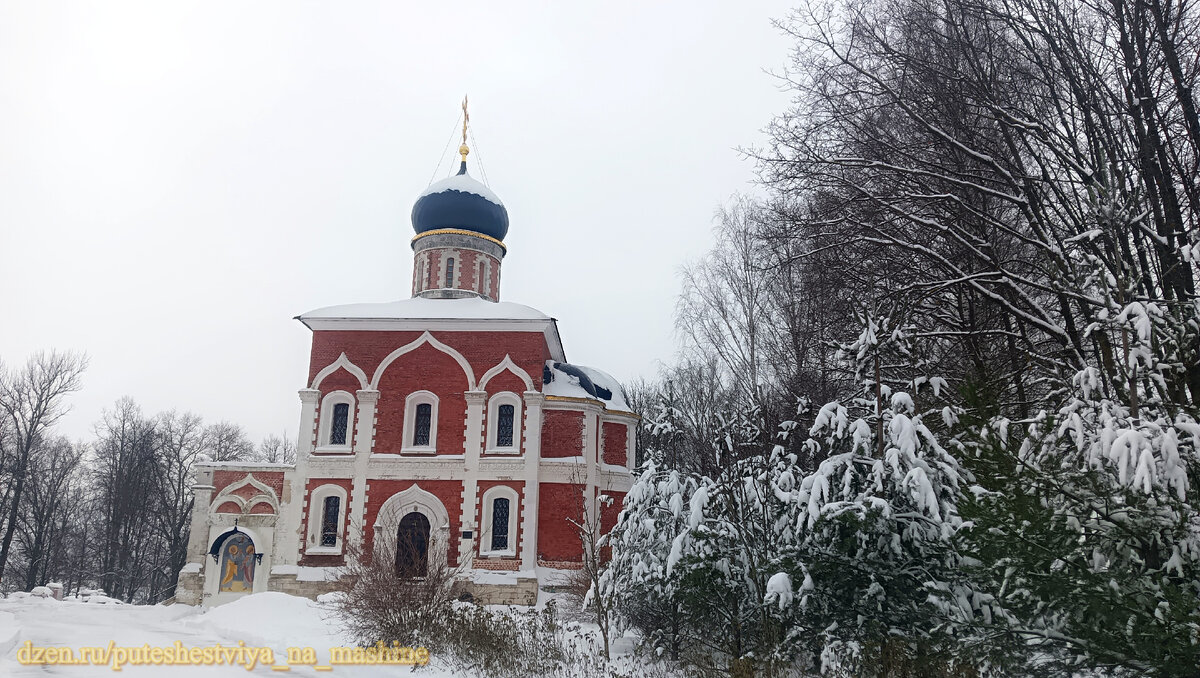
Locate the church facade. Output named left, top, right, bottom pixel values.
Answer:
left=176, top=139, right=636, bottom=607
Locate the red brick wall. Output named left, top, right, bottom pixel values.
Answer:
left=599, top=490, right=625, bottom=562
left=484, top=370, right=528, bottom=395
left=298, top=478, right=354, bottom=565
left=602, top=422, right=627, bottom=467
left=306, top=330, right=549, bottom=456
left=375, top=343, right=468, bottom=455
left=363, top=480, right=464, bottom=566
left=537, top=482, right=584, bottom=562
left=475, top=480, right=524, bottom=560
left=215, top=501, right=240, bottom=514
left=428, top=252, right=441, bottom=293
left=212, top=471, right=285, bottom=498
left=308, top=330, right=548, bottom=390
left=541, top=410, right=584, bottom=458
left=316, top=368, right=362, bottom=395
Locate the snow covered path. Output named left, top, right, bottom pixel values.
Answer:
left=0, top=593, right=450, bottom=678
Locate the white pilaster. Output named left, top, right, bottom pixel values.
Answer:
left=584, top=409, right=600, bottom=551
left=349, top=389, right=380, bottom=551
left=279, top=389, right=322, bottom=561
left=520, top=392, right=544, bottom=569
left=296, top=389, right=321, bottom=457
left=458, top=390, right=487, bottom=567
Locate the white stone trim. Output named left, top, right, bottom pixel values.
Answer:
left=370, top=331, right=477, bottom=390
left=211, top=495, right=247, bottom=512
left=401, top=390, right=439, bottom=454
left=484, top=391, right=523, bottom=455
left=478, top=354, right=535, bottom=392
left=305, top=484, right=349, bottom=555
left=440, top=250, right=459, bottom=289
left=315, top=390, right=355, bottom=453
left=477, top=258, right=490, bottom=298
left=211, top=474, right=280, bottom=513
left=479, top=485, right=520, bottom=558
left=310, top=352, right=369, bottom=391
left=520, top=392, right=544, bottom=569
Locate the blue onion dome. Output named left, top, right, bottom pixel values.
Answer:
left=411, top=161, right=509, bottom=241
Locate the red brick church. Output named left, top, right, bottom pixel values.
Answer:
left=177, top=120, right=637, bottom=606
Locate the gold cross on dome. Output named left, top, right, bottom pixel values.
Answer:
left=459, top=95, right=470, bottom=162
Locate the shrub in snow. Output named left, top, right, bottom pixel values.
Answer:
left=951, top=367, right=1200, bottom=675
left=327, top=516, right=572, bottom=677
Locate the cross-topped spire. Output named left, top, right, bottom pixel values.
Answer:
left=459, top=95, right=470, bottom=163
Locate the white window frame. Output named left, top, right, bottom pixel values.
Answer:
left=479, top=485, right=519, bottom=558
left=402, top=390, right=439, bottom=454
left=484, top=391, right=523, bottom=455
left=306, top=484, right=349, bottom=555
left=316, top=391, right=355, bottom=453
left=477, top=258, right=490, bottom=297
left=441, top=252, right=458, bottom=289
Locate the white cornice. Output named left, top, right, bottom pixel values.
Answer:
left=297, top=318, right=567, bottom=363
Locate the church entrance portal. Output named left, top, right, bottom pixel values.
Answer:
left=395, top=512, right=430, bottom=577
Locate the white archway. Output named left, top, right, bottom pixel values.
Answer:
left=370, top=332, right=476, bottom=391
left=310, top=352, right=370, bottom=391
left=478, top=354, right=534, bottom=392
left=372, top=484, right=452, bottom=573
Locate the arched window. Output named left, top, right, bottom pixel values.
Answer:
left=414, top=404, right=431, bottom=446
left=306, top=484, right=348, bottom=554
left=317, top=391, right=355, bottom=452
left=479, top=485, right=519, bottom=557
left=485, top=392, right=522, bottom=454
left=444, top=257, right=455, bottom=287
left=402, top=391, right=439, bottom=454
left=320, top=496, right=341, bottom=547
left=330, top=403, right=349, bottom=445
left=477, top=260, right=487, bottom=296
left=490, top=498, right=510, bottom=551
left=497, top=405, right=514, bottom=447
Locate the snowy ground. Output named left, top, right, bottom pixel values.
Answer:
left=0, top=592, right=462, bottom=677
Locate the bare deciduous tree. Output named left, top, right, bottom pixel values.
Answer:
left=0, top=350, right=87, bottom=582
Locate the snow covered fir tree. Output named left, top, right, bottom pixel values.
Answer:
left=4, top=0, right=1200, bottom=674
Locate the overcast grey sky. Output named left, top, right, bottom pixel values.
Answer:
left=0, top=1, right=793, bottom=443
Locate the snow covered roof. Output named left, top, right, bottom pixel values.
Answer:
left=418, top=171, right=504, bottom=206
left=297, top=297, right=567, bottom=363
left=543, top=361, right=631, bottom=412
left=299, top=296, right=549, bottom=322
left=195, top=461, right=294, bottom=469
